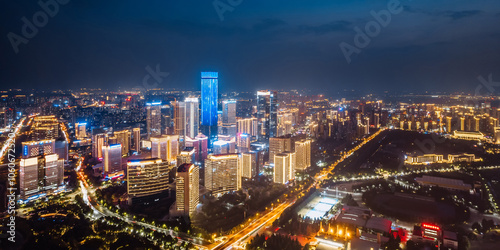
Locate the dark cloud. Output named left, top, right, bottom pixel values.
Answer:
left=440, top=10, right=483, bottom=20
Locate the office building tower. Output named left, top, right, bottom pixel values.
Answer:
left=205, top=154, right=241, bottom=196
left=151, top=135, right=179, bottom=163
left=115, top=130, right=131, bottom=156
left=55, top=140, right=69, bottom=161
left=75, top=122, right=87, bottom=139
left=32, top=115, right=59, bottom=140
left=131, top=127, right=141, bottom=152
left=185, top=97, right=200, bottom=138
left=173, top=101, right=186, bottom=136
left=127, top=159, right=171, bottom=204
left=294, top=140, right=311, bottom=171
left=241, top=151, right=257, bottom=179
left=237, top=117, right=258, bottom=139
left=273, top=152, right=296, bottom=184
left=147, top=101, right=162, bottom=139
left=220, top=100, right=237, bottom=137
left=185, top=134, right=208, bottom=162
left=19, top=140, right=64, bottom=200
left=269, top=135, right=293, bottom=164
left=176, top=163, right=199, bottom=216
left=92, top=129, right=107, bottom=159
left=257, top=90, right=278, bottom=141
left=177, top=147, right=195, bottom=167
left=236, top=133, right=251, bottom=153
left=201, top=72, right=218, bottom=145
left=102, top=144, right=122, bottom=174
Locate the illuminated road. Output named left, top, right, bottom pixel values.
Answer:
left=212, top=201, right=294, bottom=250
left=76, top=157, right=209, bottom=248
left=212, top=129, right=387, bottom=250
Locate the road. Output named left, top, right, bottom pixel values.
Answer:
left=211, top=129, right=387, bottom=250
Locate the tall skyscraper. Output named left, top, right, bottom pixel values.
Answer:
left=237, top=117, right=258, bottom=140
left=273, top=152, right=296, bottom=184
left=102, top=144, right=122, bottom=174
left=236, top=133, right=251, bottom=153
left=173, top=101, right=186, bottom=137
left=176, top=163, right=199, bottom=216
left=269, top=136, right=293, bottom=164
left=241, top=151, right=257, bottom=179
left=205, top=154, right=241, bottom=196
left=147, top=101, right=162, bottom=139
left=131, top=127, right=141, bottom=152
left=185, top=134, right=208, bottom=162
left=151, top=135, right=179, bottom=163
left=201, top=72, right=218, bottom=145
left=115, top=130, right=131, bottom=156
left=185, top=97, right=200, bottom=138
left=75, top=122, right=87, bottom=139
left=20, top=140, right=63, bottom=200
left=220, top=100, right=237, bottom=137
left=92, top=128, right=107, bottom=159
left=257, top=90, right=278, bottom=141
left=127, top=158, right=171, bottom=204
left=294, top=140, right=311, bottom=171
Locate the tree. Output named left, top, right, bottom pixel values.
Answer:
left=471, top=222, right=482, bottom=233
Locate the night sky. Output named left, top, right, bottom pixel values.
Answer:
left=1, top=0, right=500, bottom=94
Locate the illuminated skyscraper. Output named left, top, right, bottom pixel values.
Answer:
left=177, top=147, right=195, bottom=167
left=176, top=163, right=199, bottom=216
left=273, top=152, right=296, bottom=184
left=205, top=154, right=241, bottom=196
left=257, top=90, right=278, bottom=141
left=102, top=144, right=122, bottom=174
left=75, top=122, right=87, bottom=139
left=151, top=135, right=179, bottom=163
left=115, top=130, right=131, bottom=156
left=241, top=151, right=257, bottom=179
left=294, top=140, right=311, bottom=171
left=127, top=158, right=171, bottom=204
left=131, top=127, right=141, bottom=152
left=185, top=97, right=199, bottom=138
left=173, top=101, right=186, bottom=136
left=269, top=136, right=292, bottom=164
left=147, top=101, right=162, bottom=139
left=237, top=117, right=258, bottom=139
left=220, top=100, right=237, bottom=137
left=201, top=72, right=218, bottom=145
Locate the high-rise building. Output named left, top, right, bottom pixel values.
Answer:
left=257, top=90, right=278, bottom=141
left=75, top=122, right=87, bottom=139
left=127, top=158, right=171, bottom=204
left=147, top=101, right=162, bottom=139
left=294, top=140, right=311, bottom=171
left=151, top=135, right=179, bottom=163
left=269, top=136, right=293, bottom=164
left=177, top=147, right=195, bottom=167
left=185, top=97, right=200, bottom=138
left=185, top=134, right=208, bottom=162
left=173, top=101, right=186, bottom=137
left=32, top=116, right=59, bottom=140
left=237, top=117, right=258, bottom=139
left=236, top=133, right=251, bottom=153
left=55, top=140, right=69, bottom=161
left=176, top=163, right=199, bottom=216
left=115, top=130, right=131, bottom=156
left=205, top=154, right=241, bottom=196
left=220, top=100, right=237, bottom=137
left=92, top=128, right=107, bottom=159
left=241, top=151, right=257, bottom=179
left=131, top=127, right=141, bottom=152
left=102, top=144, right=122, bottom=174
left=19, top=140, right=63, bottom=200
left=273, top=152, right=296, bottom=184
left=201, top=72, right=218, bottom=145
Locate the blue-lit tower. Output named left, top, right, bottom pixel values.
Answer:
left=201, top=72, right=218, bottom=146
